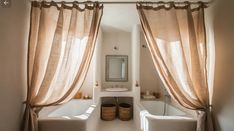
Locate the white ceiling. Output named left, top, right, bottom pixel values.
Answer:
left=101, top=3, right=140, bottom=32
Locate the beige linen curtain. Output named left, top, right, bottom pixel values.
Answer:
left=137, top=2, right=214, bottom=131
left=22, top=1, right=103, bottom=131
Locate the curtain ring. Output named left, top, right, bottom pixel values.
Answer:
left=72, top=1, right=78, bottom=8
left=168, top=1, right=174, bottom=8
left=31, top=1, right=39, bottom=7
left=156, top=1, right=161, bottom=7
left=61, top=1, right=65, bottom=9
left=86, top=1, right=93, bottom=6
left=198, top=1, right=206, bottom=8
left=23, top=101, right=27, bottom=104
left=144, top=0, right=148, bottom=6
left=84, top=1, right=92, bottom=9
left=208, top=105, right=213, bottom=108
left=50, top=1, right=57, bottom=6
left=136, top=1, right=143, bottom=8
left=184, top=1, right=190, bottom=7
left=23, top=100, right=32, bottom=108
left=136, top=1, right=139, bottom=6
left=146, top=1, right=149, bottom=6
left=94, top=1, right=100, bottom=8
left=149, top=1, right=153, bottom=7
left=41, top=1, right=46, bottom=7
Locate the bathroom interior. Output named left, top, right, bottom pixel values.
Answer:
left=0, top=0, right=234, bottom=131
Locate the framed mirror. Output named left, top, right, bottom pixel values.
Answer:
left=106, top=55, right=128, bottom=82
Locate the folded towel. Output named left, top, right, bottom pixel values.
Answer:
left=142, top=95, right=156, bottom=100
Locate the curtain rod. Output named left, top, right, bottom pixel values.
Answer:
left=41, top=1, right=214, bottom=5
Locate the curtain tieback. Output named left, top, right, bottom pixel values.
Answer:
left=206, top=105, right=213, bottom=110
left=22, top=101, right=31, bottom=106
left=198, top=105, right=213, bottom=112
left=200, top=105, right=213, bottom=113
left=208, top=105, right=213, bottom=108
left=22, top=100, right=35, bottom=109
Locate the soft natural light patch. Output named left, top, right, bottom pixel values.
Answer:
left=74, top=104, right=96, bottom=120
left=36, top=39, right=67, bottom=103
left=61, top=116, right=71, bottom=119
left=156, top=38, right=197, bottom=100
left=91, top=105, right=96, bottom=108
left=74, top=114, right=89, bottom=120
left=39, top=36, right=89, bottom=103
left=170, top=42, right=197, bottom=100
left=121, top=60, right=126, bottom=79
left=57, top=36, right=88, bottom=96
left=66, top=36, right=88, bottom=87
left=153, top=38, right=168, bottom=76
left=86, top=106, right=95, bottom=114
left=199, top=43, right=205, bottom=58
left=206, top=24, right=215, bottom=104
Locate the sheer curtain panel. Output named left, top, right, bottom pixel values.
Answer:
left=21, top=1, right=103, bottom=131
left=137, top=2, right=214, bottom=131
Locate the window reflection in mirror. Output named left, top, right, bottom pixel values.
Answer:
left=106, top=55, right=128, bottom=82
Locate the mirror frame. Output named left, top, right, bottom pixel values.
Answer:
left=105, top=55, right=128, bottom=82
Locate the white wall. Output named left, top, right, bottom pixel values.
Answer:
left=101, top=31, right=132, bottom=90
left=139, top=31, right=164, bottom=95
left=131, top=25, right=140, bottom=90
left=95, top=30, right=103, bottom=87
left=212, top=0, right=234, bottom=130
left=0, top=1, right=30, bottom=131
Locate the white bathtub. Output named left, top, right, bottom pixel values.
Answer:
left=38, top=100, right=100, bottom=131
left=135, top=100, right=197, bottom=131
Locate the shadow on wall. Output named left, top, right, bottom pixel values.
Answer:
left=0, top=0, right=30, bottom=131
left=213, top=0, right=234, bottom=131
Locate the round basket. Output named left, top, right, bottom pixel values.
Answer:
left=101, top=104, right=116, bottom=121
left=118, top=103, right=132, bottom=121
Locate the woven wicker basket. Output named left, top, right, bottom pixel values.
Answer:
left=101, top=104, right=116, bottom=121
left=118, top=103, right=132, bottom=121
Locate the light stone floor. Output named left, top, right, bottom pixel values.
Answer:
left=97, top=119, right=140, bottom=131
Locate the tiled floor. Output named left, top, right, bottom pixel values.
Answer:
left=97, top=119, right=139, bottom=131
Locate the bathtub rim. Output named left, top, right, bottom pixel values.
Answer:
left=38, top=99, right=96, bottom=121
left=138, top=100, right=197, bottom=121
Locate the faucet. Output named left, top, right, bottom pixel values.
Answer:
left=164, top=94, right=171, bottom=99
left=163, top=88, right=171, bottom=100
left=163, top=88, right=171, bottom=116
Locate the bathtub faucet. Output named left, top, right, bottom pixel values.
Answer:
left=162, top=88, right=171, bottom=99
left=164, top=94, right=171, bottom=99
left=164, top=94, right=171, bottom=103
